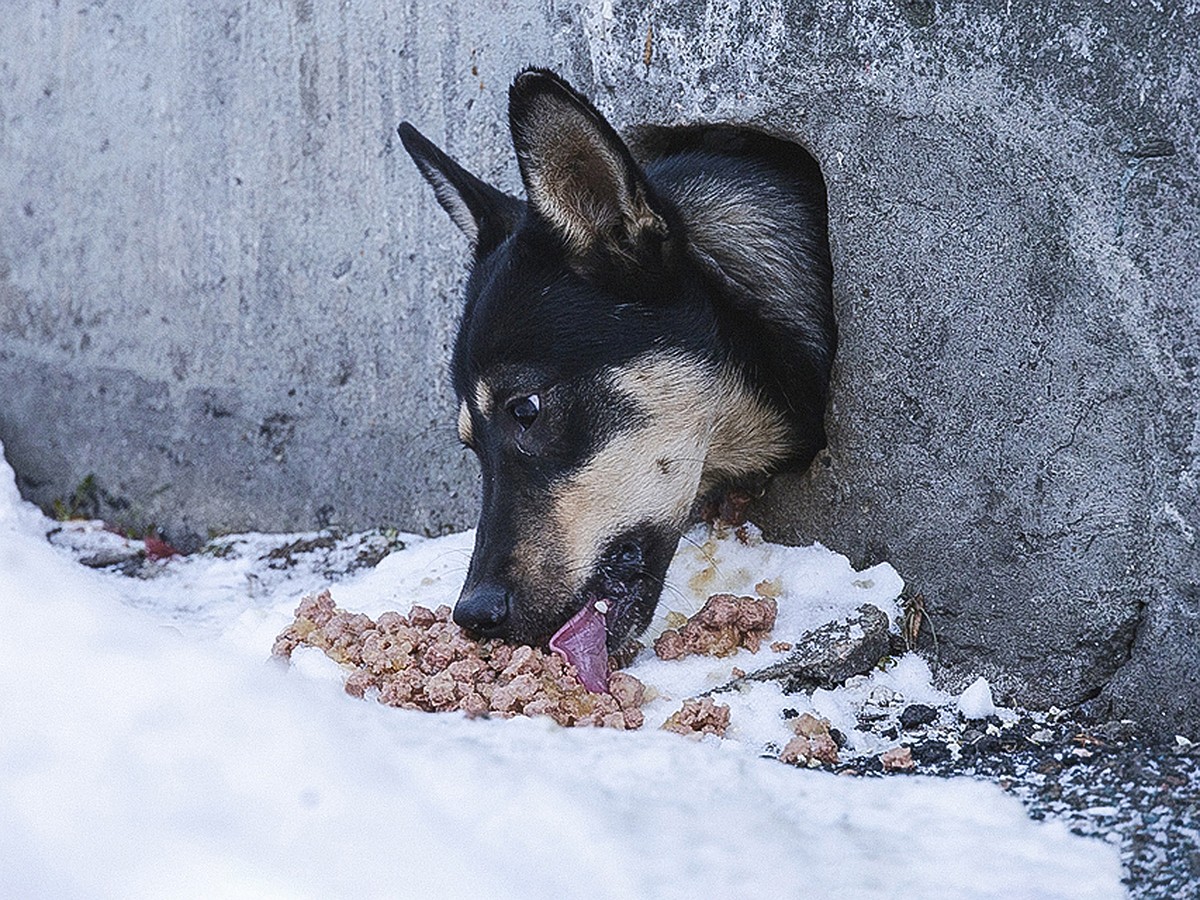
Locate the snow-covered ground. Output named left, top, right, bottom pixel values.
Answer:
left=0, top=443, right=1124, bottom=898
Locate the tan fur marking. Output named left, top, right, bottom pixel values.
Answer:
left=457, top=400, right=473, bottom=445
left=701, top=366, right=794, bottom=492
left=546, top=353, right=792, bottom=594
left=474, top=379, right=493, bottom=416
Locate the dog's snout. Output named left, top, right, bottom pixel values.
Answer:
left=453, top=582, right=511, bottom=636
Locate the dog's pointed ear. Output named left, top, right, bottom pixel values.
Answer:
left=508, top=68, right=669, bottom=262
left=397, top=123, right=523, bottom=256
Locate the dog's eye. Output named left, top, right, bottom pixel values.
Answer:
left=508, top=394, right=540, bottom=430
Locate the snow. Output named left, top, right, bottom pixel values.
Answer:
left=959, top=676, right=999, bottom=720
left=0, top=442, right=1125, bottom=899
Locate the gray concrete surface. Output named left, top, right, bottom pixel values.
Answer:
left=1, top=1, right=1196, bottom=737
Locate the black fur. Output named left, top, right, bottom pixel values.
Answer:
left=399, top=68, right=835, bottom=650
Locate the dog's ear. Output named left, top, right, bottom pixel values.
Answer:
left=397, top=123, right=523, bottom=256
left=508, top=68, right=669, bottom=264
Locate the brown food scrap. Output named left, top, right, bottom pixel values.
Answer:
left=792, top=712, right=829, bottom=739
left=662, top=697, right=731, bottom=738
left=653, top=593, right=777, bottom=660
left=754, top=578, right=782, bottom=599
left=770, top=641, right=792, bottom=653
left=273, top=590, right=645, bottom=730
left=779, top=713, right=839, bottom=767
left=607, top=671, right=646, bottom=711
left=881, top=746, right=915, bottom=771
left=653, top=629, right=688, bottom=660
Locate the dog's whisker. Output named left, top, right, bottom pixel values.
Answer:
left=670, top=522, right=725, bottom=579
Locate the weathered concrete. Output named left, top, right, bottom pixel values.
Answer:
left=0, top=0, right=562, bottom=540
left=1, top=1, right=1197, bottom=737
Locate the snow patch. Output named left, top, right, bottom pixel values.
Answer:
left=0, top=442, right=1123, bottom=897
left=959, top=676, right=999, bottom=720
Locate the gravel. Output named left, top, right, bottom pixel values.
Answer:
left=828, top=709, right=1200, bottom=898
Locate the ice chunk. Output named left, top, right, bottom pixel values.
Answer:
left=957, top=676, right=997, bottom=719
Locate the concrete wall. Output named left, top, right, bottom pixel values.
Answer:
left=2, top=1, right=1196, bottom=737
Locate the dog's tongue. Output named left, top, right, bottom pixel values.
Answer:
left=549, top=601, right=610, bottom=693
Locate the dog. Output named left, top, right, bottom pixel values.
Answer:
left=398, top=68, right=834, bottom=676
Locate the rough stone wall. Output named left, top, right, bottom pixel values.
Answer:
left=1, top=1, right=1196, bottom=736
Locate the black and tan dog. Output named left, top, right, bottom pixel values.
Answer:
left=398, top=69, right=834, bottom=680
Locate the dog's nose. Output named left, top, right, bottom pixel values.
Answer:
left=453, top=582, right=511, bottom=635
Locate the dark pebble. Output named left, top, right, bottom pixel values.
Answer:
left=974, top=733, right=1002, bottom=755
left=80, top=549, right=143, bottom=569
left=859, top=756, right=884, bottom=775
left=1037, top=757, right=1063, bottom=776
left=911, top=740, right=952, bottom=765
left=900, top=703, right=938, bottom=729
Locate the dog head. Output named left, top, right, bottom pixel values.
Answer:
left=398, top=70, right=792, bottom=650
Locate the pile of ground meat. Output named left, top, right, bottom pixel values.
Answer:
left=273, top=590, right=646, bottom=729
left=662, top=697, right=732, bottom=738
left=779, top=712, right=840, bottom=767
left=653, top=593, right=778, bottom=660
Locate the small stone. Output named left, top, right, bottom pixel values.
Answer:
left=910, top=740, right=952, bottom=765
left=79, top=548, right=144, bottom=568
left=717, top=604, right=891, bottom=694
left=973, top=733, right=1001, bottom=755
left=857, top=709, right=890, bottom=730
left=880, top=746, right=915, bottom=771
left=899, top=703, right=938, bottom=729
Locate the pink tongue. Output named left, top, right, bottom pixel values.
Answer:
left=549, top=603, right=610, bottom=693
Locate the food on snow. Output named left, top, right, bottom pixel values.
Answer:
left=653, top=593, right=777, bottom=660
left=662, top=697, right=732, bottom=737
left=779, top=712, right=839, bottom=766
left=273, top=590, right=645, bottom=729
